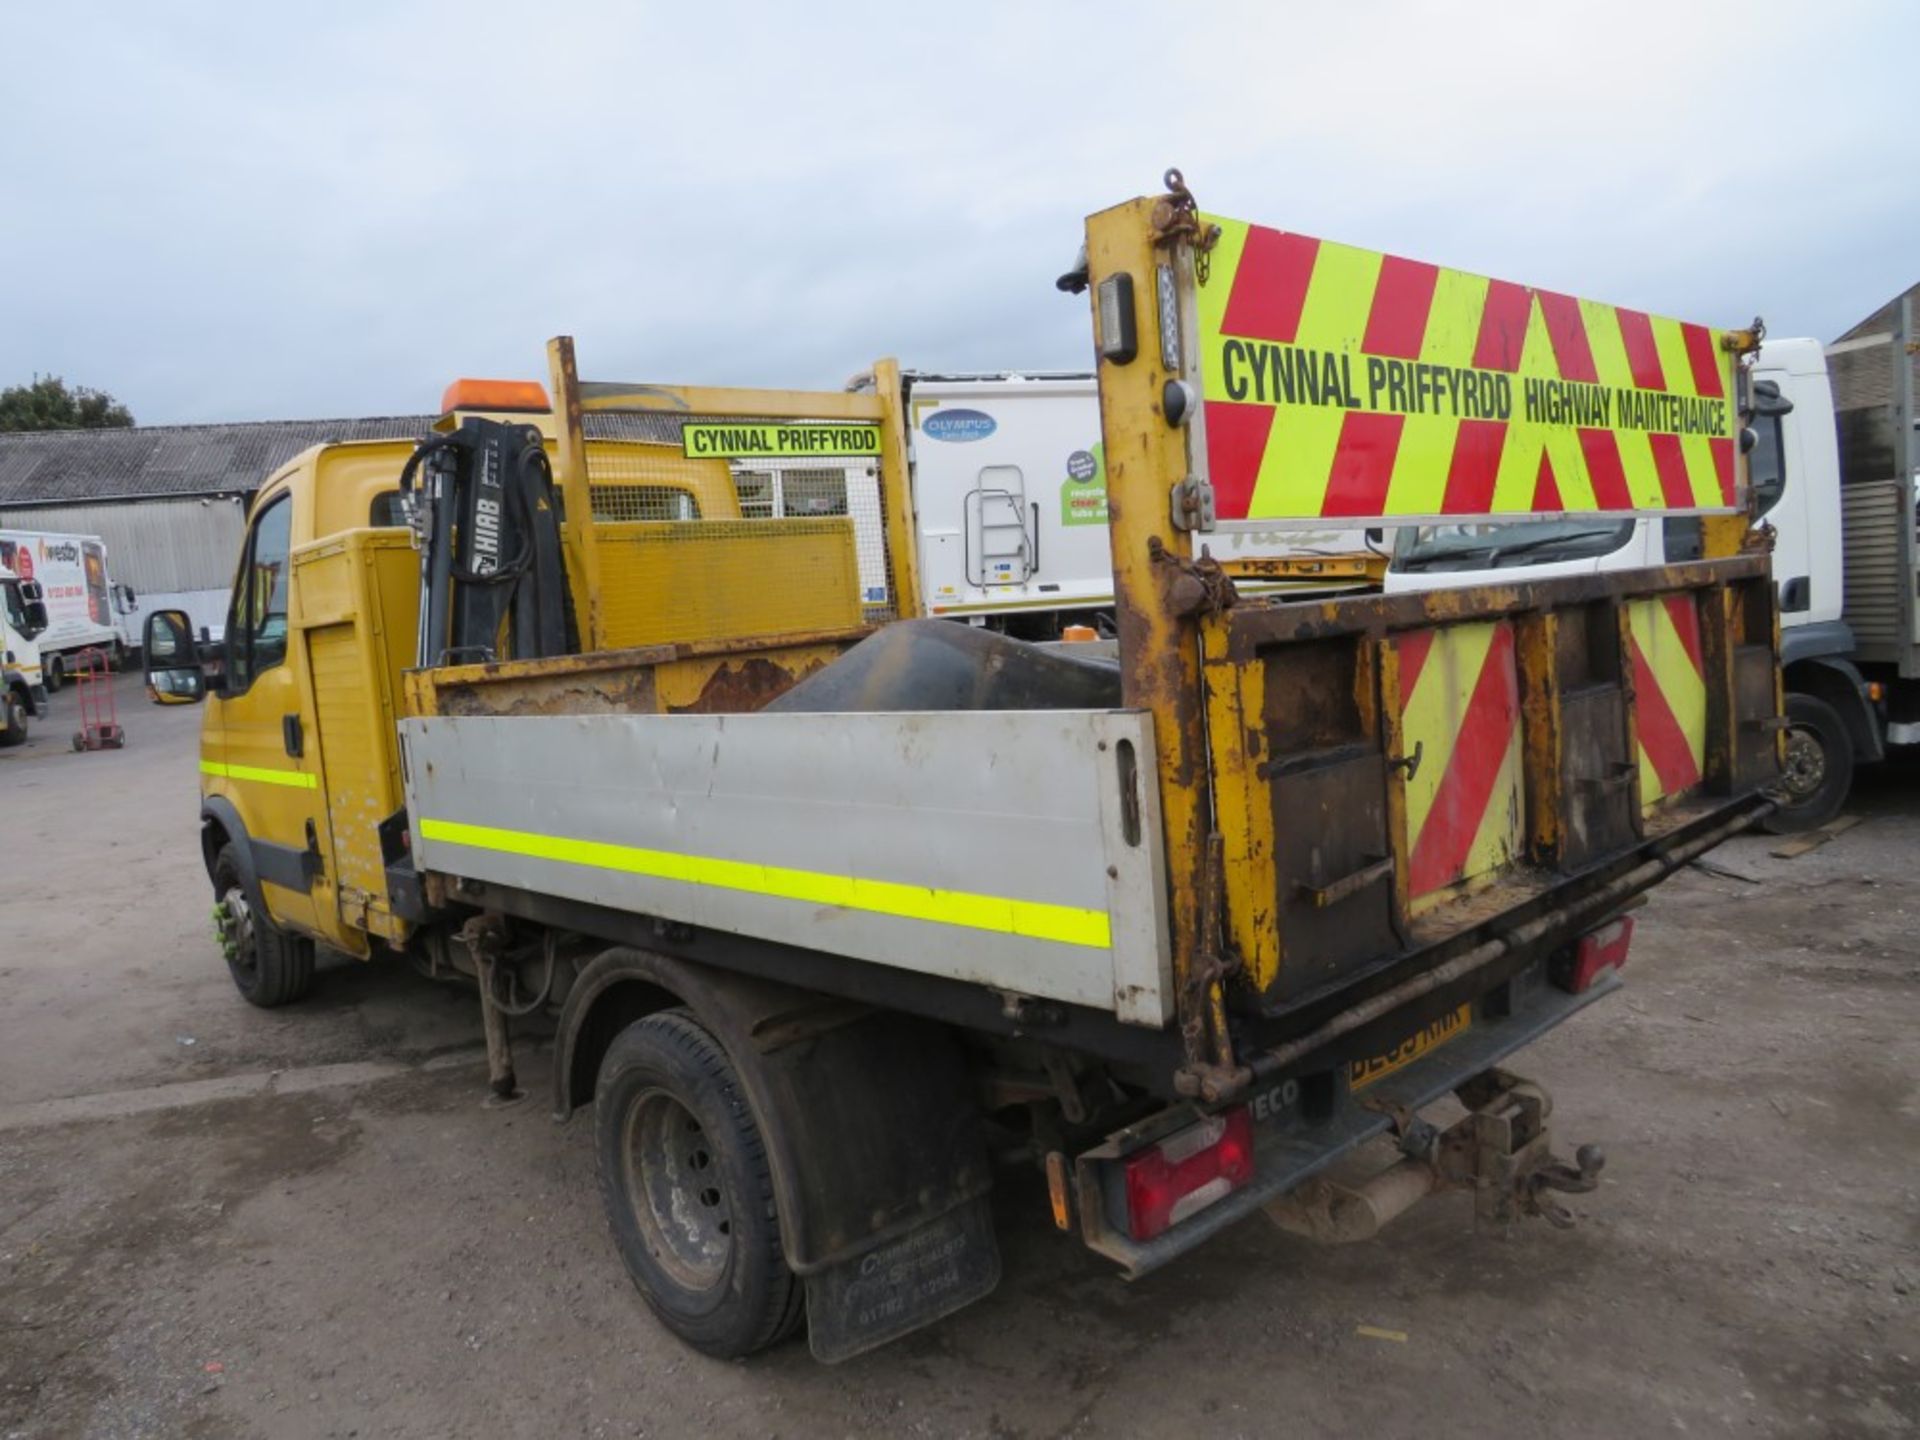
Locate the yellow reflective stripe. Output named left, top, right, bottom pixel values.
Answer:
left=417, top=816, right=1113, bottom=950
left=199, top=758, right=318, bottom=790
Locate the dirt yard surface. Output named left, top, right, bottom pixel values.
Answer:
left=1, top=674, right=1915, bottom=1439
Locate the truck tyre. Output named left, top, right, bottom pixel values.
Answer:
left=594, top=1008, right=805, bottom=1359
left=0, top=691, right=25, bottom=747
left=44, top=655, right=63, bottom=693
left=211, top=842, right=315, bottom=1006
left=1764, top=693, right=1853, bottom=834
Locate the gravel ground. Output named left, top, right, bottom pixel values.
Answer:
left=1, top=673, right=1914, bottom=1438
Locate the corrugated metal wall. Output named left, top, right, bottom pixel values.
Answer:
left=0, top=497, right=248, bottom=592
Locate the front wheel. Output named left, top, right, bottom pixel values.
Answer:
left=0, top=692, right=26, bottom=747
left=1763, top=693, right=1854, bottom=834
left=210, top=843, right=315, bottom=1006
left=594, top=1009, right=804, bottom=1358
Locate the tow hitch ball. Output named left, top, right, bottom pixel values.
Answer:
left=1265, top=1068, right=1605, bottom=1244
left=1438, top=1068, right=1605, bottom=1229
left=1526, top=1143, right=1606, bottom=1228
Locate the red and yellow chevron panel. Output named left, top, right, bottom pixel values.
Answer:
left=1626, top=594, right=1707, bottom=809
left=1396, top=621, right=1525, bottom=903
left=1195, top=214, right=1740, bottom=523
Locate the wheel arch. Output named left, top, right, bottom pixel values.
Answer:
left=200, top=795, right=246, bottom=893
left=557, top=944, right=991, bottom=1279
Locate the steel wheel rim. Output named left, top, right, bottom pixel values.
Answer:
left=218, top=885, right=257, bottom=983
left=1782, top=724, right=1826, bottom=799
left=622, top=1087, right=733, bottom=1291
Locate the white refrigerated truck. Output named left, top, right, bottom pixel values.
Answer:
left=778, top=371, right=1376, bottom=636
left=0, top=529, right=137, bottom=690
left=1383, top=296, right=1919, bottom=831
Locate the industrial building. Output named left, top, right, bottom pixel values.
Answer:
left=0, top=415, right=429, bottom=634
left=0, top=408, right=683, bottom=638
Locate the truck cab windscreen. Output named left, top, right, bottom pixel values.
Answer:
left=1392, top=516, right=1635, bottom=573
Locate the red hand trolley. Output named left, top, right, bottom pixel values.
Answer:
left=70, top=647, right=126, bottom=751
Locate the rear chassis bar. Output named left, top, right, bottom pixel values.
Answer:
left=1203, top=792, right=1777, bottom=1102
left=1076, top=956, right=1619, bottom=1278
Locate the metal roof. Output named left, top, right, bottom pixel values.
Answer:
left=0, top=412, right=690, bottom=507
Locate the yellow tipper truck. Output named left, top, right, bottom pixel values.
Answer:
left=145, top=174, right=1783, bottom=1362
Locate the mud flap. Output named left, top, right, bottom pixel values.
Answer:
left=804, top=1193, right=1001, bottom=1364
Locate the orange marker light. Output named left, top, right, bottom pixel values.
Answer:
left=440, top=378, right=551, bottom=414
left=1045, top=1151, right=1074, bottom=1232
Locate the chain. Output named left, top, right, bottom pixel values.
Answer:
left=1151, top=167, right=1222, bottom=284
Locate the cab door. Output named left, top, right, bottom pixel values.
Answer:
left=202, top=488, right=332, bottom=939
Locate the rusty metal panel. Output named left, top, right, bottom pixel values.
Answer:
left=1548, top=601, right=1637, bottom=868
left=1266, top=745, right=1398, bottom=1003
left=1209, top=558, right=1779, bottom=1021
left=402, top=633, right=866, bottom=721
left=1558, top=686, right=1637, bottom=867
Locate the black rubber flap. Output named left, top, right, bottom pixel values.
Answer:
left=804, top=1192, right=1001, bottom=1362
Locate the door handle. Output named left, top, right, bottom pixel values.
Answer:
left=283, top=713, right=303, bottom=758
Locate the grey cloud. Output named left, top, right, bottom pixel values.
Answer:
left=2, top=0, right=1911, bottom=423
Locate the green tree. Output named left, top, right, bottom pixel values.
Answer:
left=0, top=375, right=134, bottom=431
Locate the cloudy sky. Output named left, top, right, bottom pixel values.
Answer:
left=3, top=0, right=1912, bottom=425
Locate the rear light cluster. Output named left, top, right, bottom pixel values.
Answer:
left=1122, top=1106, right=1255, bottom=1241
left=1556, top=914, right=1635, bottom=994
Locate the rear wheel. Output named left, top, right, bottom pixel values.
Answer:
left=44, top=655, right=63, bottom=693
left=594, top=1009, right=804, bottom=1358
left=1763, top=692, right=1853, bottom=834
left=211, top=842, right=315, bottom=1006
left=0, top=692, right=26, bottom=747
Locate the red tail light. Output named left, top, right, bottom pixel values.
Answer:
left=1122, top=1106, right=1255, bottom=1241
left=1557, top=914, right=1635, bottom=994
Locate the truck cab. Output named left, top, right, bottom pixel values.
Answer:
left=0, top=563, right=50, bottom=745
left=149, top=390, right=751, bottom=975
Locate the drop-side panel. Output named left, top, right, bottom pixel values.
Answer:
left=401, top=709, right=1172, bottom=1025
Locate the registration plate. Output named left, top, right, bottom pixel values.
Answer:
left=1349, top=1003, right=1472, bottom=1091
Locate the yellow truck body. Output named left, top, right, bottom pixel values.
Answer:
left=148, top=176, right=1781, bottom=1363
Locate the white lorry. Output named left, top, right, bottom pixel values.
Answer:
left=1382, top=295, right=1918, bottom=831
left=0, top=560, right=51, bottom=745
left=0, top=530, right=137, bottom=690
left=801, top=371, right=1376, bottom=636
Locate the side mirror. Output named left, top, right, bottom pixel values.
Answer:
left=19, top=599, right=48, bottom=639
left=1750, top=378, right=1794, bottom=418
left=143, top=609, right=206, bottom=705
